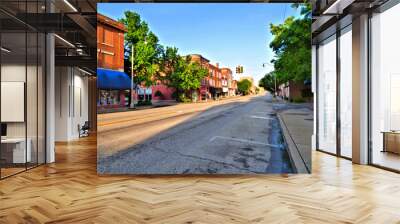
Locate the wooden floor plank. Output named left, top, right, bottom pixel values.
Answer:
left=0, top=135, right=400, bottom=223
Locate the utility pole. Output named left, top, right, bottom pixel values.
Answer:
left=263, top=62, right=277, bottom=97
left=130, top=44, right=135, bottom=109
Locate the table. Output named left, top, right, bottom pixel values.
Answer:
left=381, top=131, right=400, bottom=154
left=1, top=138, right=31, bottom=163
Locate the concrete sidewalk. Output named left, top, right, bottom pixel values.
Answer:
left=97, top=100, right=178, bottom=114
left=97, top=95, right=251, bottom=114
left=276, top=101, right=313, bottom=173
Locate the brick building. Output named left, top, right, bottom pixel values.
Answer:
left=221, top=68, right=234, bottom=97
left=151, top=79, right=175, bottom=102
left=97, top=13, right=126, bottom=71
left=97, top=13, right=130, bottom=110
left=231, top=80, right=238, bottom=96
left=149, top=53, right=235, bottom=103
left=188, top=54, right=224, bottom=101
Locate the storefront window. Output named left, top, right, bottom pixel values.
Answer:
left=370, top=3, right=400, bottom=171
left=317, top=35, right=337, bottom=154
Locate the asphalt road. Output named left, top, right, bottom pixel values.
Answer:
left=98, top=94, right=294, bottom=174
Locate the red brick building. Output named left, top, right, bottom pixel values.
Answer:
left=231, top=80, right=238, bottom=96
left=97, top=13, right=126, bottom=71
left=221, top=68, right=233, bottom=97
left=188, top=54, right=224, bottom=101
left=97, top=13, right=129, bottom=110
left=149, top=53, right=235, bottom=103
left=151, top=79, right=175, bottom=102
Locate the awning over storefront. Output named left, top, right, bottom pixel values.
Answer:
left=97, top=68, right=132, bottom=90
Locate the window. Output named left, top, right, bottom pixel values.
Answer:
left=103, top=28, right=114, bottom=46
left=317, top=34, right=337, bottom=154
left=370, top=3, right=400, bottom=171
left=339, top=25, right=352, bottom=158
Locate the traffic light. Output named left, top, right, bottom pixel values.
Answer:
left=235, top=66, right=244, bottom=74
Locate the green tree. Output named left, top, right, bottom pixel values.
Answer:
left=166, top=55, right=208, bottom=102
left=269, top=3, right=311, bottom=83
left=237, top=79, right=252, bottom=95
left=120, top=11, right=163, bottom=101
left=158, top=46, right=180, bottom=85
left=259, top=71, right=278, bottom=94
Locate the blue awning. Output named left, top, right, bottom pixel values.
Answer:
left=97, top=68, right=132, bottom=90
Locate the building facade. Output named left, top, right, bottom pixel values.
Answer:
left=221, top=68, right=231, bottom=97
left=188, top=54, right=225, bottom=101
left=208, top=63, right=222, bottom=99
left=312, top=0, right=400, bottom=172
left=231, top=80, right=238, bottom=96
left=97, top=14, right=125, bottom=71
left=97, top=13, right=130, bottom=110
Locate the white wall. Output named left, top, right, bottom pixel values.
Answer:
left=54, top=67, right=89, bottom=141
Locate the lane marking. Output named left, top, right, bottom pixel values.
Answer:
left=248, top=115, right=274, bottom=120
left=209, top=136, right=281, bottom=148
left=254, top=111, right=274, bottom=114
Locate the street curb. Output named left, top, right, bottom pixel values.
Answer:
left=277, top=113, right=310, bottom=174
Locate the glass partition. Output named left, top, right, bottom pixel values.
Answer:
left=0, top=1, right=46, bottom=179
left=1, top=31, right=28, bottom=177
left=317, top=34, right=337, bottom=154
left=339, top=25, right=352, bottom=158
left=370, top=3, right=400, bottom=171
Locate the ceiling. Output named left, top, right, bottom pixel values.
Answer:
left=0, top=0, right=97, bottom=73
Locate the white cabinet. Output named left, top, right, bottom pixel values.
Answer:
left=1, top=138, right=31, bottom=163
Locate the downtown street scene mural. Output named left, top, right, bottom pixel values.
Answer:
left=97, top=3, right=312, bottom=174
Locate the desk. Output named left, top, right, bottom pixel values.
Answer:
left=1, top=138, right=31, bottom=163
left=382, top=131, right=400, bottom=154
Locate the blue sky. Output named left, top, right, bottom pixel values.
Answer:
left=98, top=3, right=301, bottom=84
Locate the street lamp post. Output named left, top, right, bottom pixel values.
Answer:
left=274, top=74, right=277, bottom=97
left=130, top=44, right=135, bottom=109
left=262, top=62, right=277, bottom=97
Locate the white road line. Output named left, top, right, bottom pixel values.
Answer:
left=254, top=111, right=274, bottom=114
left=248, top=115, right=274, bottom=120
left=209, top=136, right=281, bottom=148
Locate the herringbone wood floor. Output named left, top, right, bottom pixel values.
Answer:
left=1, top=135, right=400, bottom=224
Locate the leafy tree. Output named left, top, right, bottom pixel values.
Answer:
left=161, top=46, right=181, bottom=75
left=237, top=79, right=252, bottom=95
left=166, top=56, right=208, bottom=102
left=120, top=11, right=163, bottom=100
left=269, top=3, right=311, bottom=83
left=259, top=71, right=278, bottom=94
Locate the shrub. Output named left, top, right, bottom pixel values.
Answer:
left=301, top=89, right=313, bottom=98
left=171, top=91, right=178, bottom=100
left=292, top=97, right=306, bottom=103
left=136, top=100, right=152, bottom=106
